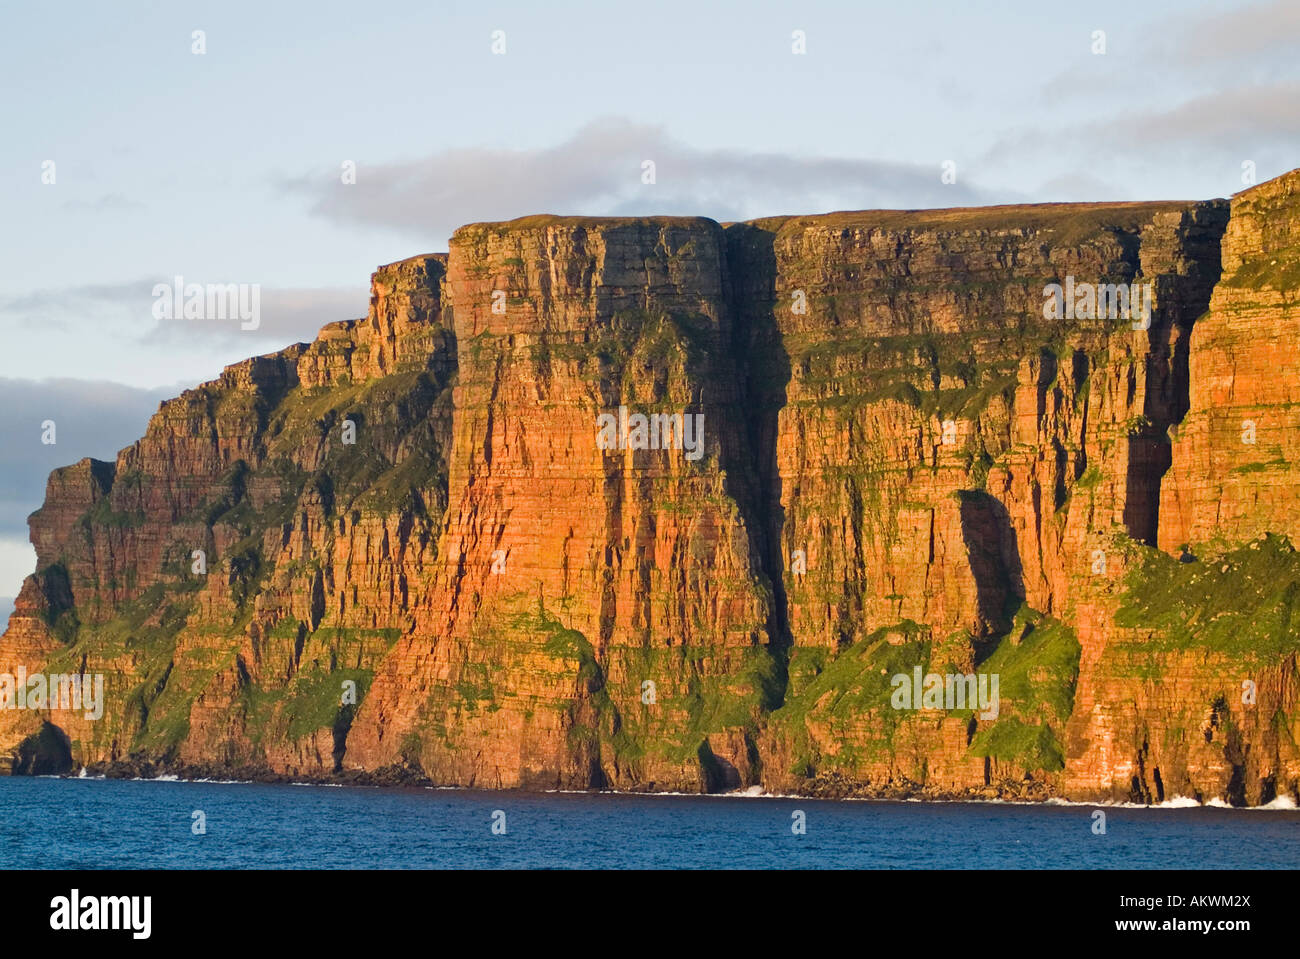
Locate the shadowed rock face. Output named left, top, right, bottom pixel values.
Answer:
left=3, top=173, right=1299, bottom=805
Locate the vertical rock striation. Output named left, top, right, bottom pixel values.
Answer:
left=1161, top=171, right=1300, bottom=551
left=3, top=172, right=1299, bottom=805
left=347, top=218, right=777, bottom=789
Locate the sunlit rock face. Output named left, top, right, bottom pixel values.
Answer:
left=4, top=172, right=1299, bottom=806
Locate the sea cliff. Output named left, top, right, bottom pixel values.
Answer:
left=4, top=170, right=1299, bottom=805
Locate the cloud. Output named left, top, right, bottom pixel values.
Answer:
left=0, top=592, right=13, bottom=631
left=0, top=378, right=174, bottom=539
left=1092, top=84, right=1300, bottom=151
left=985, top=82, right=1300, bottom=178
left=2, top=281, right=363, bottom=349
left=1036, top=2, right=1300, bottom=112
left=144, top=285, right=364, bottom=347
left=284, top=118, right=1005, bottom=244
left=1161, top=0, right=1300, bottom=68
left=0, top=280, right=148, bottom=329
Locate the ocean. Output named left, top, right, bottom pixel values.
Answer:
left=1, top=776, right=1296, bottom=869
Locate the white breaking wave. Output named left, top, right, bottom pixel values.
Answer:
left=1154, top=796, right=1203, bottom=809
left=24, top=772, right=1300, bottom=811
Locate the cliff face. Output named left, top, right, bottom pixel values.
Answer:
left=348, top=219, right=777, bottom=789
left=1160, top=173, right=1300, bottom=550
left=4, top=170, right=1299, bottom=805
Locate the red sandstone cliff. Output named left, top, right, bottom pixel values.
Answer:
left=3, top=170, right=1298, bottom=805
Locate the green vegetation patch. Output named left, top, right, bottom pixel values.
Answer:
left=969, top=717, right=1065, bottom=770
left=1116, top=533, right=1300, bottom=658
left=1220, top=252, right=1300, bottom=292
left=971, top=607, right=1080, bottom=724
left=963, top=608, right=1080, bottom=771
left=781, top=625, right=931, bottom=723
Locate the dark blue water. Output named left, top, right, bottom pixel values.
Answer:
left=1, top=777, right=1297, bottom=868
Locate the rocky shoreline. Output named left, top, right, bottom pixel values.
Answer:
left=27, top=761, right=1075, bottom=806
left=19, top=763, right=1281, bottom=811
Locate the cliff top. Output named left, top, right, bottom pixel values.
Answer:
left=451, top=214, right=720, bottom=240
left=375, top=252, right=447, bottom=271
left=1233, top=165, right=1300, bottom=200
left=767, top=199, right=1214, bottom=235
left=447, top=199, right=1226, bottom=252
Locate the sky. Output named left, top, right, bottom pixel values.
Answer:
left=0, top=0, right=1297, bottom=607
